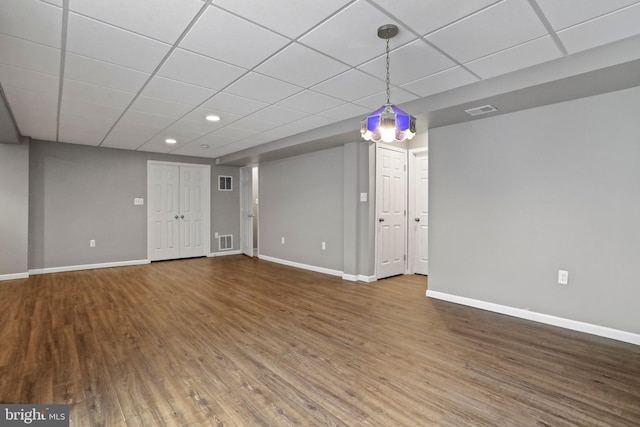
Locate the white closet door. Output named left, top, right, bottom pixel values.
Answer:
left=149, top=163, right=181, bottom=261
left=179, top=166, right=206, bottom=259
left=148, top=162, right=210, bottom=261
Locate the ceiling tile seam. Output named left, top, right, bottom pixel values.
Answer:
left=96, top=0, right=214, bottom=149
left=419, top=0, right=504, bottom=38
left=212, top=0, right=358, bottom=42
left=55, top=0, right=70, bottom=143
left=527, top=0, right=568, bottom=56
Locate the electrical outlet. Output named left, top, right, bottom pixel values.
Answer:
left=90, top=239, right=96, bottom=248
left=558, top=270, right=569, bottom=285
left=214, top=232, right=219, bottom=238
left=322, top=241, right=326, bottom=250
left=281, top=237, right=285, bottom=245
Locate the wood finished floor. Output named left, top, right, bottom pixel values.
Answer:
left=1, top=256, right=639, bottom=426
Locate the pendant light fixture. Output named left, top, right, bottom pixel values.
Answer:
left=361, top=24, right=416, bottom=143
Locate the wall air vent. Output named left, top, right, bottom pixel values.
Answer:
left=465, top=105, right=498, bottom=116
left=219, top=235, right=233, bottom=251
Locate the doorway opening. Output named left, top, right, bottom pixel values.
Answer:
left=240, top=166, right=259, bottom=257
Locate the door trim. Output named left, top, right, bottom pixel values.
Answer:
left=147, top=160, right=210, bottom=261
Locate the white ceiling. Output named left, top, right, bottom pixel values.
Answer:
left=1, top=0, right=640, bottom=160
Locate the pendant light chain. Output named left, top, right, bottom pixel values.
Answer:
left=385, top=35, right=391, bottom=105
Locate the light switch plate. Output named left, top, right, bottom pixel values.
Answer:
left=360, top=192, right=367, bottom=202
left=134, top=198, right=144, bottom=205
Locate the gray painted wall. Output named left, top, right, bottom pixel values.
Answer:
left=0, top=141, right=29, bottom=276
left=260, top=146, right=345, bottom=271
left=28, top=140, right=239, bottom=270
left=429, top=85, right=640, bottom=334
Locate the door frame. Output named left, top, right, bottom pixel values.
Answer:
left=374, top=143, right=408, bottom=279
left=239, top=166, right=256, bottom=257
left=408, top=147, right=428, bottom=274
left=147, top=160, right=211, bottom=261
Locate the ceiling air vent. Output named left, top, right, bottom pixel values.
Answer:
left=465, top=105, right=498, bottom=116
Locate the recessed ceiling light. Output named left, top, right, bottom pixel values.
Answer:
left=200, top=144, right=209, bottom=149
left=165, top=138, right=177, bottom=144
left=205, top=114, right=221, bottom=122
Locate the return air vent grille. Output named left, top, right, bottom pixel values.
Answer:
left=219, top=235, right=233, bottom=251
left=465, top=104, right=498, bottom=116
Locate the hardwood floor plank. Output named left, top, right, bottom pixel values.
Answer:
left=1, top=256, right=639, bottom=426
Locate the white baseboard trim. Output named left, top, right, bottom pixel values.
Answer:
left=426, top=290, right=640, bottom=346
left=358, top=275, right=377, bottom=283
left=208, top=250, right=242, bottom=257
left=28, top=259, right=150, bottom=275
left=259, top=255, right=343, bottom=278
left=0, top=272, right=29, bottom=282
left=342, top=274, right=358, bottom=282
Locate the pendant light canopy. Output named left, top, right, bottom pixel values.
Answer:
left=361, top=24, right=416, bottom=143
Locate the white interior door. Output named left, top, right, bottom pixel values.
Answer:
left=148, top=164, right=180, bottom=261
left=148, top=161, right=209, bottom=261
left=413, top=151, right=428, bottom=275
left=240, top=166, right=254, bottom=257
left=179, top=166, right=206, bottom=258
left=376, top=144, right=407, bottom=279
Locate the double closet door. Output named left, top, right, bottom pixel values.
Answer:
left=148, top=161, right=210, bottom=261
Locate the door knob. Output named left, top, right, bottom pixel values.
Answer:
left=415, top=218, right=421, bottom=222
left=378, top=218, right=385, bottom=222
left=180, top=215, right=184, bottom=219
left=174, top=215, right=179, bottom=219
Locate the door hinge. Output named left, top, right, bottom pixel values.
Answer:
left=404, top=254, right=406, bottom=261
left=404, top=164, right=407, bottom=172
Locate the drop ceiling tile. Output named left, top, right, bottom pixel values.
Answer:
left=358, top=40, right=456, bottom=85
left=101, top=110, right=176, bottom=149
left=246, top=106, right=309, bottom=126
left=558, top=3, right=640, bottom=54
left=58, top=124, right=109, bottom=146
left=353, top=88, right=418, bottom=110
left=158, top=49, right=246, bottom=91
left=211, top=137, right=268, bottom=157
left=208, top=126, right=257, bottom=141
left=215, top=0, right=351, bottom=39
left=276, top=90, right=344, bottom=114
left=58, top=110, right=116, bottom=145
left=138, top=130, right=204, bottom=153
left=536, top=0, right=639, bottom=31
left=180, top=6, right=290, bottom=69
left=2, top=85, right=57, bottom=140
left=224, top=73, right=302, bottom=104
left=465, top=36, right=562, bottom=79
left=401, top=66, right=479, bottom=97
left=60, top=98, right=124, bottom=122
left=0, top=34, right=60, bottom=75
left=299, top=0, right=415, bottom=67
left=0, top=64, right=59, bottom=93
left=164, top=117, right=225, bottom=136
left=41, top=0, right=63, bottom=6
left=140, top=76, right=216, bottom=106
left=128, top=96, right=193, bottom=119
left=289, top=115, right=335, bottom=131
left=255, top=43, right=349, bottom=88
left=62, top=79, right=135, bottom=108
left=370, top=0, right=500, bottom=35
left=168, top=142, right=212, bottom=157
left=201, top=92, right=268, bottom=116
left=69, top=0, right=204, bottom=44
left=67, top=13, right=171, bottom=73
left=311, top=69, right=383, bottom=102
left=426, top=0, right=548, bottom=63
left=64, top=53, right=150, bottom=93
left=317, top=102, right=370, bottom=120
left=192, top=131, right=243, bottom=149
left=261, top=125, right=303, bottom=140
left=229, top=116, right=280, bottom=133
left=0, top=0, right=62, bottom=48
